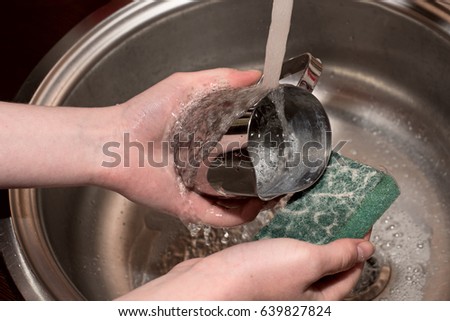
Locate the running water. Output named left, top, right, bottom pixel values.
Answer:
left=170, top=0, right=296, bottom=242
left=261, top=0, right=294, bottom=89
left=254, top=0, right=297, bottom=196
left=167, top=0, right=293, bottom=255
left=171, top=86, right=268, bottom=189
left=172, top=0, right=296, bottom=193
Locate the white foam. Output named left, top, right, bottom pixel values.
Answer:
left=372, top=210, right=431, bottom=300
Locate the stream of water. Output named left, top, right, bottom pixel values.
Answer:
left=261, top=0, right=294, bottom=89
left=177, top=0, right=296, bottom=235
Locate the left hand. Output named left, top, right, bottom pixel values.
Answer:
left=98, top=68, right=265, bottom=226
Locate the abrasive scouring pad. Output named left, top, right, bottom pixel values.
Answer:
left=255, top=153, right=400, bottom=244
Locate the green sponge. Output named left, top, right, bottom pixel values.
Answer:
left=255, top=152, right=400, bottom=244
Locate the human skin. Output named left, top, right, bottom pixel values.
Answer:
left=0, top=69, right=264, bottom=227
left=0, top=68, right=374, bottom=300
left=117, top=237, right=373, bottom=301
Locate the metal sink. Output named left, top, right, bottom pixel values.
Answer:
left=1, top=0, right=449, bottom=300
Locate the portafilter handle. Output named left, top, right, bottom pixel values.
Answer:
left=279, top=52, right=322, bottom=92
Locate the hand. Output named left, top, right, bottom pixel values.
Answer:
left=99, top=69, right=265, bottom=226
left=0, top=68, right=375, bottom=301
left=0, top=68, right=276, bottom=226
left=0, top=68, right=263, bottom=226
left=116, top=237, right=375, bottom=300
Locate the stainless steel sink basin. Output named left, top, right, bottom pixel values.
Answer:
left=1, top=0, right=450, bottom=300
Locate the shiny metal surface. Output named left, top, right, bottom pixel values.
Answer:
left=4, top=0, right=450, bottom=300
left=196, top=53, right=330, bottom=200
left=249, top=85, right=331, bottom=200
left=0, top=219, right=53, bottom=300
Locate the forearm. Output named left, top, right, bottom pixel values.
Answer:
left=0, top=102, right=119, bottom=188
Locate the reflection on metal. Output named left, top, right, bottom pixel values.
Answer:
left=376, top=0, right=450, bottom=34
left=0, top=219, right=52, bottom=300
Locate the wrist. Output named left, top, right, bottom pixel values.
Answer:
left=86, top=105, right=126, bottom=189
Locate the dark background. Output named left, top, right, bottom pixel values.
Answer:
left=0, top=0, right=110, bottom=301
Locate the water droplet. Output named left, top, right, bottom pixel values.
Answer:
left=221, top=229, right=230, bottom=245
left=188, top=223, right=202, bottom=238
left=203, top=225, right=212, bottom=247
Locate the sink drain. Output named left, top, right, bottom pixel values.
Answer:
left=345, top=254, right=391, bottom=300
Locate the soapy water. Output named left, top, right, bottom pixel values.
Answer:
left=371, top=209, right=431, bottom=300
left=345, top=208, right=431, bottom=300
left=250, top=88, right=301, bottom=196
left=157, top=210, right=275, bottom=275
left=171, top=86, right=269, bottom=189
left=156, top=204, right=431, bottom=300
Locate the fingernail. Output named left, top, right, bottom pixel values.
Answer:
left=357, top=241, right=375, bottom=262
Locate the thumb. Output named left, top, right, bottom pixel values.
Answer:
left=315, top=239, right=374, bottom=277
left=305, top=239, right=374, bottom=300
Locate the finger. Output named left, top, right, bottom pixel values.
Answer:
left=189, top=68, right=262, bottom=88
left=170, top=257, right=202, bottom=273
left=132, top=68, right=261, bottom=106
left=309, top=263, right=364, bottom=300
left=221, top=68, right=262, bottom=88
left=169, top=68, right=262, bottom=91
left=186, top=192, right=265, bottom=227
left=313, top=239, right=374, bottom=277
left=219, top=197, right=266, bottom=226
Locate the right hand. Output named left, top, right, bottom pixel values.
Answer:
left=116, top=237, right=374, bottom=300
